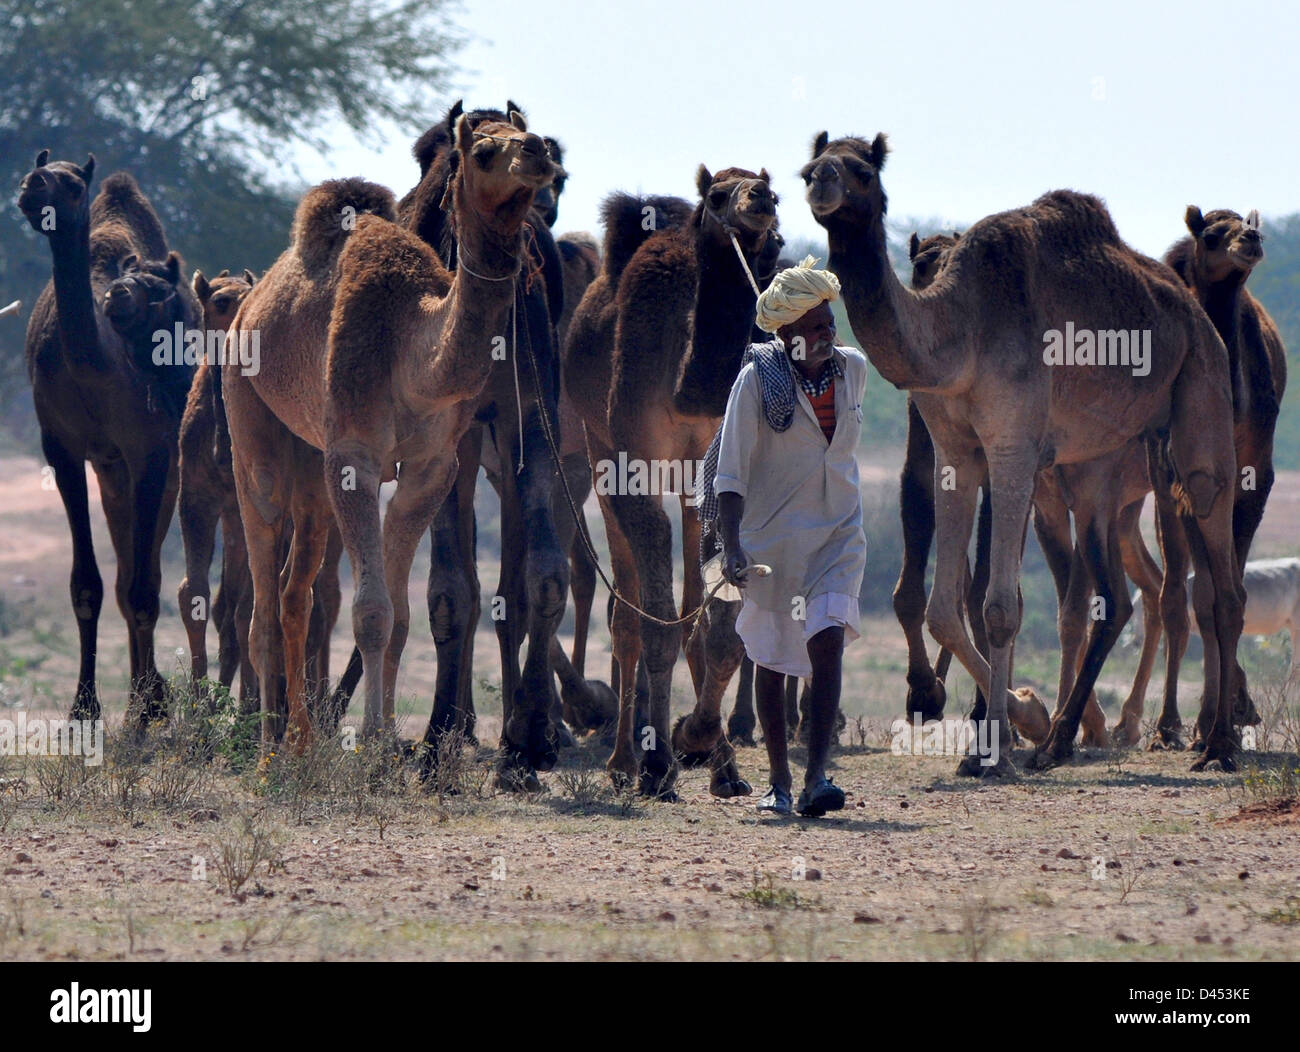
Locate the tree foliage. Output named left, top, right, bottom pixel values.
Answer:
left=0, top=0, right=462, bottom=446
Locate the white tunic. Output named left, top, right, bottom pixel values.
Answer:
left=714, top=344, right=868, bottom=678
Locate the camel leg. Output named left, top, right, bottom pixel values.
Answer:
left=177, top=468, right=220, bottom=684
left=324, top=444, right=392, bottom=740
left=1149, top=480, right=1191, bottom=750
left=495, top=415, right=569, bottom=787
left=380, top=455, right=458, bottom=732
left=1113, top=501, right=1162, bottom=746
left=278, top=471, right=332, bottom=750
left=424, top=429, right=481, bottom=773
left=728, top=656, right=757, bottom=745
left=605, top=486, right=681, bottom=799
left=1230, top=428, right=1275, bottom=727
left=671, top=595, right=751, bottom=797
left=895, top=399, right=946, bottom=721
left=971, top=450, right=1039, bottom=777
left=1032, top=509, right=1132, bottom=767
left=230, top=536, right=258, bottom=715
left=680, top=499, right=707, bottom=695
left=214, top=505, right=247, bottom=689
left=595, top=488, right=646, bottom=791
left=42, top=431, right=104, bottom=721
left=313, top=525, right=344, bottom=696
left=961, top=484, right=993, bottom=720
left=123, top=447, right=176, bottom=729
left=556, top=450, right=596, bottom=676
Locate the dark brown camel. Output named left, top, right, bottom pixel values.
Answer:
left=226, top=113, right=556, bottom=754
left=18, top=152, right=198, bottom=728
left=566, top=167, right=778, bottom=797
left=803, top=131, right=1243, bottom=775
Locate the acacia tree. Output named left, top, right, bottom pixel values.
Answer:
left=0, top=0, right=463, bottom=442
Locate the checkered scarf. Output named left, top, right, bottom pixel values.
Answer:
left=698, top=340, right=800, bottom=562
left=795, top=354, right=842, bottom=398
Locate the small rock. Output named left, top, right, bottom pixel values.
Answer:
left=189, top=808, right=221, bottom=822
left=1238, top=871, right=1250, bottom=880
left=1194, top=933, right=1213, bottom=944
left=899, top=801, right=909, bottom=809
left=100, top=838, right=119, bottom=849
left=706, top=882, right=722, bottom=892
left=805, top=868, right=822, bottom=881
left=463, top=880, right=480, bottom=890
left=14, top=851, right=32, bottom=863
left=657, top=911, right=676, bottom=922
left=1116, top=932, right=1136, bottom=943
left=853, top=912, right=882, bottom=924
left=1057, top=848, right=1080, bottom=859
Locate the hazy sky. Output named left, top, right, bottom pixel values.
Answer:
left=296, top=0, right=1299, bottom=260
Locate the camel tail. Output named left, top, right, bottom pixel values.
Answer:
left=90, top=172, right=169, bottom=260
left=600, top=192, right=692, bottom=281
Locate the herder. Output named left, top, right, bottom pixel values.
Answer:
left=711, top=257, right=867, bottom=816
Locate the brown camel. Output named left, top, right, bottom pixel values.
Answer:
left=1145, top=207, right=1288, bottom=748
left=18, top=153, right=198, bottom=728
left=395, top=102, right=575, bottom=786
left=566, top=168, right=778, bottom=797
left=803, top=131, right=1244, bottom=775
left=178, top=269, right=257, bottom=701
left=225, top=112, right=556, bottom=753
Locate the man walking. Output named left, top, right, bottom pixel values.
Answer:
left=711, top=257, right=867, bottom=816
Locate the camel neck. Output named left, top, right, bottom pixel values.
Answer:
left=48, top=224, right=111, bottom=376
left=825, top=213, right=952, bottom=391
left=674, top=231, right=759, bottom=417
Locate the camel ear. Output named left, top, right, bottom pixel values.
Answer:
left=243, top=268, right=257, bottom=285
left=455, top=113, right=473, bottom=156
left=77, top=155, right=95, bottom=185
left=696, top=164, right=713, bottom=199
left=1185, top=205, right=1206, bottom=237
left=120, top=252, right=139, bottom=273
left=758, top=168, right=772, bottom=184
left=445, top=99, right=463, bottom=131
left=192, top=270, right=210, bottom=301
left=812, top=131, right=829, bottom=158
left=869, top=133, right=889, bottom=170
left=1245, top=209, right=1261, bottom=232
left=35, top=149, right=49, bottom=168
left=953, top=230, right=962, bottom=240
left=507, top=99, right=525, bottom=120
left=164, top=251, right=183, bottom=284
left=908, top=232, right=920, bottom=260
left=509, top=108, right=527, bottom=131
left=217, top=268, right=230, bottom=278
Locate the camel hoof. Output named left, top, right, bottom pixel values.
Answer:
left=639, top=751, right=679, bottom=801
left=710, top=773, right=752, bottom=799
left=726, top=714, right=756, bottom=748
left=905, top=676, right=947, bottom=723
left=980, top=754, right=1020, bottom=781
left=495, top=761, right=543, bottom=794
left=671, top=713, right=721, bottom=767
left=1026, top=745, right=1068, bottom=772
left=606, top=752, right=639, bottom=791
left=1110, top=722, right=1142, bottom=748
left=551, top=720, right=577, bottom=750
left=955, top=753, right=984, bottom=778
left=1189, top=744, right=1237, bottom=773
left=1148, top=726, right=1186, bottom=752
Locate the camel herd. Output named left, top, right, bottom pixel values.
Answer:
left=16, top=103, right=1287, bottom=798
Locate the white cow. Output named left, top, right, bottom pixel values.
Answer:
left=1128, top=558, right=1300, bottom=684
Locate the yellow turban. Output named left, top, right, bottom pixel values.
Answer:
left=753, top=255, right=841, bottom=334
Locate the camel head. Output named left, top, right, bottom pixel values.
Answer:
left=193, top=267, right=257, bottom=332
left=532, top=136, right=568, bottom=228
left=755, top=227, right=787, bottom=286
left=446, top=102, right=557, bottom=238
left=802, top=132, right=889, bottom=229
left=693, top=166, right=778, bottom=255
left=103, top=250, right=185, bottom=339
left=17, top=150, right=96, bottom=236
left=908, top=231, right=960, bottom=291
left=1184, top=206, right=1264, bottom=282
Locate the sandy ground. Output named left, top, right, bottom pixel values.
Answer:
left=1, top=451, right=1298, bottom=960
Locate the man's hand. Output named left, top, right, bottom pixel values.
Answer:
left=722, top=544, right=752, bottom=588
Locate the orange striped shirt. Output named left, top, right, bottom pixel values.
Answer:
left=807, top=381, right=836, bottom=443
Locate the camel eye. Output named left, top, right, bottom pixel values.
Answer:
left=1202, top=232, right=1221, bottom=250
left=708, top=189, right=727, bottom=209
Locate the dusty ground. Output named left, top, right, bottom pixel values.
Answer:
left=1, top=451, right=1298, bottom=960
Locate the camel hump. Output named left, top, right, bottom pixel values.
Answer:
left=292, top=178, right=398, bottom=267
left=599, top=192, right=692, bottom=281
left=90, top=172, right=168, bottom=260
left=1029, top=189, right=1122, bottom=245
left=327, top=213, right=450, bottom=405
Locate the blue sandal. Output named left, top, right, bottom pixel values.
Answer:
left=756, top=785, right=793, bottom=815
left=797, top=777, right=845, bottom=817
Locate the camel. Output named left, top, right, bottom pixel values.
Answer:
left=178, top=269, right=257, bottom=702
left=392, top=102, right=575, bottom=786
left=225, top=111, right=557, bottom=756
left=1145, top=207, right=1287, bottom=747
left=566, top=168, right=778, bottom=797
left=19, top=152, right=199, bottom=728
left=803, top=131, right=1244, bottom=775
